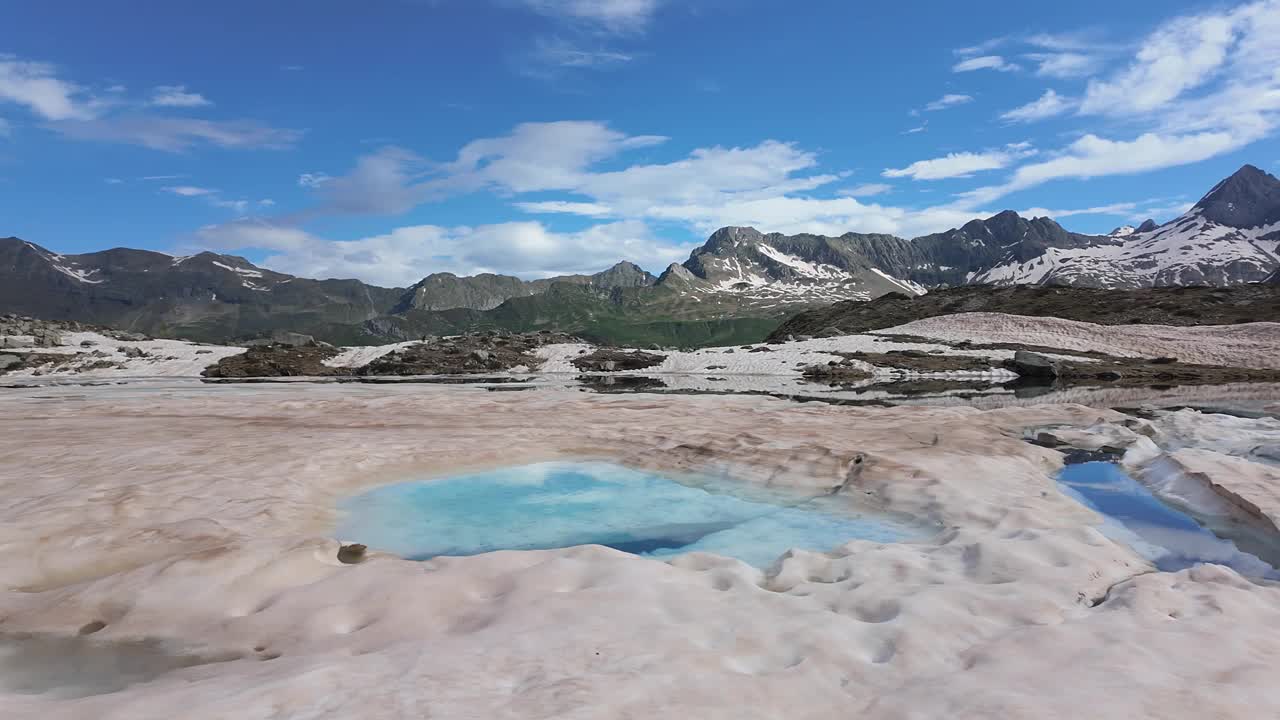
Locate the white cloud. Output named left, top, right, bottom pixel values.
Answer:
left=924, top=93, right=973, bottom=111
left=1029, top=52, right=1103, bottom=78
left=1018, top=202, right=1138, bottom=219
left=955, top=38, right=1006, bottom=57
left=312, top=146, right=433, bottom=214
left=141, top=174, right=186, bottom=181
left=0, top=57, right=97, bottom=120
left=903, top=122, right=927, bottom=134
left=1080, top=9, right=1236, bottom=114
left=51, top=116, right=302, bottom=152
left=528, top=37, right=634, bottom=70
left=163, top=185, right=216, bottom=197
left=1135, top=201, right=1194, bottom=221
left=297, top=172, right=332, bottom=188
left=306, top=122, right=671, bottom=217
left=641, top=195, right=981, bottom=239
left=447, top=120, right=668, bottom=194
left=518, top=0, right=663, bottom=33
left=0, top=55, right=297, bottom=151
left=103, top=177, right=123, bottom=184
left=841, top=183, right=892, bottom=197
left=1025, top=32, right=1101, bottom=52
left=515, top=200, right=616, bottom=216
left=149, top=85, right=212, bottom=107
left=961, top=129, right=1256, bottom=206
left=952, top=55, right=1019, bottom=73
left=259, top=198, right=276, bottom=207
left=162, top=185, right=255, bottom=214
left=1000, top=89, right=1074, bottom=123
left=197, top=120, right=1015, bottom=281
left=210, top=198, right=250, bottom=213
left=883, top=145, right=1035, bottom=181
left=949, top=1, right=1280, bottom=206
left=1019, top=132, right=1249, bottom=186
left=192, top=218, right=688, bottom=286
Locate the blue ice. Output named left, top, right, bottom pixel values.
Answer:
left=336, top=461, right=919, bottom=568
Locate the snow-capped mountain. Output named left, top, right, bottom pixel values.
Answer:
left=3, top=165, right=1277, bottom=346
left=647, top=166, right=1280, bottom=310
left=655, top=226, right=927, bottom=312
left=655, top=210, right=1117, bottom=308
left=972, top=165, right=1280, bottom=288
left=1109, top=219, right=1157, bottom=238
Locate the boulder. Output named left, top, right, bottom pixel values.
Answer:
left=0, top=354, right=21, bottom=371
left=1009, top=350, right=1059, bottom=378
left=571, top=349, right=666, bottom=372
left=816, top=326, right=844, bottom=338
left=337, top=543, right=367, bottom=564
left=120, top=346, right=148, bottom=359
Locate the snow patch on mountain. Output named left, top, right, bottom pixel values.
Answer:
left=870, top=268, right=928, bottom=295
left=24, top=241, right=105, bottom=284
left=975, top=209, right=1280, bottom=288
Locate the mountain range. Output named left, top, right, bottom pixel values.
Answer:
left=3, top=164, right=1278, bottom=347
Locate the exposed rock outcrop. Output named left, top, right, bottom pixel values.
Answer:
left=571, top=349, right=667, bottom=372
left=359, top=332, right=578, bottom=376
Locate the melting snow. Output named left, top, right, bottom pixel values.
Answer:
left=211, top=260, right=264, bottom=278
left=869, top=268, right=927, bottom=295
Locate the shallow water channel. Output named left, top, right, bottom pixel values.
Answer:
left=1057, top=461, right=1280, bottom=579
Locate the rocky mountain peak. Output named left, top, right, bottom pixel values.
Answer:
left=656, top=262, right=702, bottom=287
left=700, top=226, right=765, bottom=254
left=590, top=261, right=656, bottom=288
left=1109, top=219, right=1157, bottom=237
left=1194, top=164, right=1280, bottom=229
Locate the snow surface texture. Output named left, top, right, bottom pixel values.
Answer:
left=870, top=381, right=1280, bottom=414
left=3, top=385, right=1280, bottom=718
left=2, top=331, right=245, bottom=379
left=879, top=313, right=1280, bottom=369
left=975, top=209, right=1280, bottom=287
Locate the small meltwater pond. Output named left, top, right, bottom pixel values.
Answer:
left=1057, top=462, right=1280, bottom=580
left=336, top=462, right=926, bottom=568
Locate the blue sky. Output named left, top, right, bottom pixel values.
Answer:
left=2, top=0, right=1279, bottom=286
